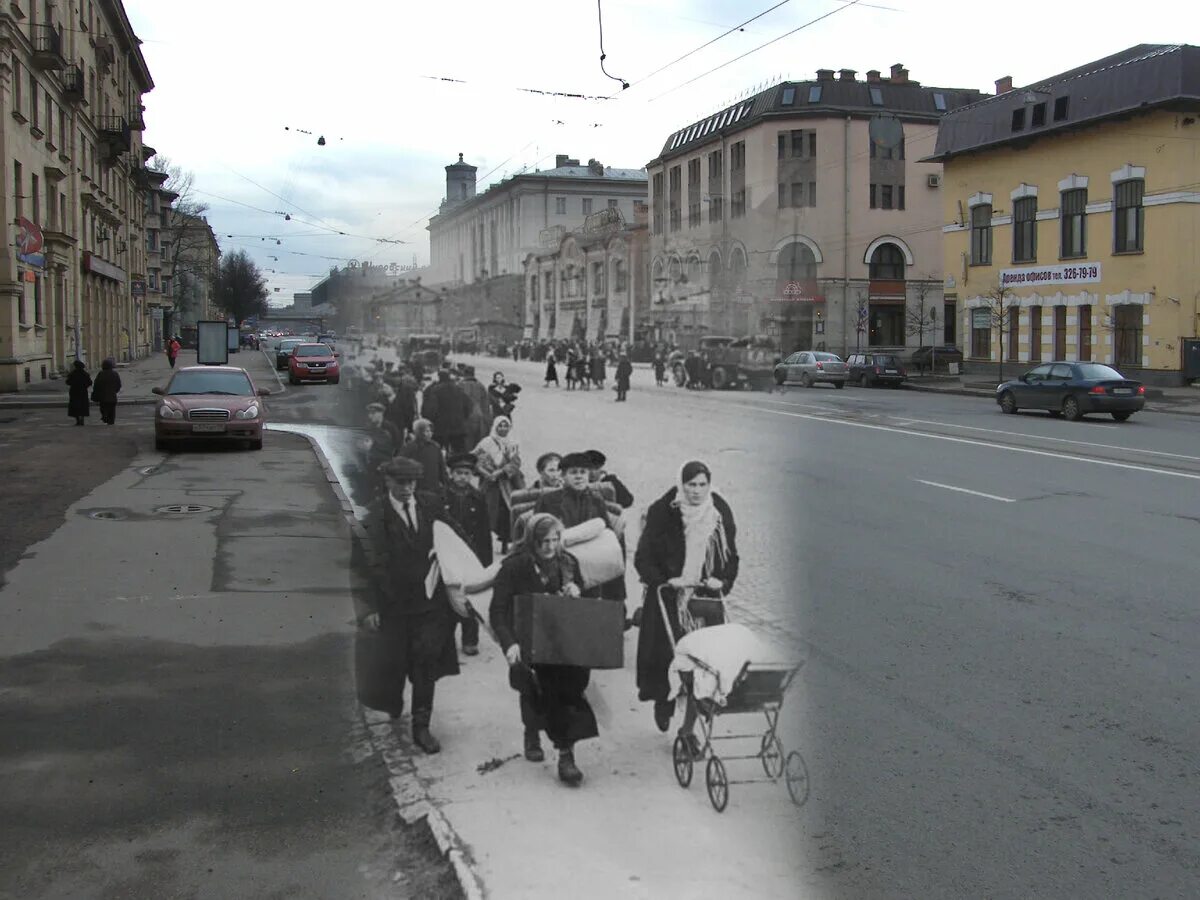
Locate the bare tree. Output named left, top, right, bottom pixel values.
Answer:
left=853, top=289, right=869, bottom=352
left=977, top=280, right=1018, bottom=384
left=147, top=156, right=215, bottom=324
left=905, top=277, right=938, bottom=349
left=213, top=250, right=269, bottom=325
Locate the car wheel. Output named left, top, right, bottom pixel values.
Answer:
left=710, top=366, right=730, bottom=390
left=289, top=375, right=299, bottom=385
left=1063, top=395, right=1083, bottom=421
left=800, top=373, right=813, bottom=388
left=834, top=380, right=845, bottom=389
left=329, top=377, right=340, bottom=385
left=249, top=439, right=263, bottom=451
left=860, top=373, right=870, bottom=387
left=1111, top=411, right=1132, bottom=422
left=999, top=391, right=1018, bottom=414
left=774, top=370, right=785, bottom=386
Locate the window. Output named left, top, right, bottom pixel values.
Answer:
left=870, top=184, right=902, bottom=209
left=608, top=199, right=618, bottom=209
left=582, top=198, right=593, bottom=215
left=809, top=132, right=817, bottom=158
left=781, top=87, right=795, bottom=105
left=708, top=251, right=722, bottom=280
left=1007, top=306, right=1020, bottom=361
left=1011, top=108, right=1025, bottom=131
left=13, top=161, right=22, bottom=219
left=791, top=130, right=805, bottom=158
left=869, top=244, right=905, bottom=280
left=869, top=86, right=883, bottom=106
left=1012, top=196, right=1037, bottom=262
left=652, top=173, right=664, bottom=234
left=1060, top=188, right=1086, bottom=258
left=555, top=197, right=566, bottom=215
left=730, top=141, right=745, bottom=171
left=1029, top=306, right=1042, bottom=362
left=13, top=60, right=22, bottom=116
left=31, top=173, right=39, bottom=225
left=1053, top=97, right=1069, bottom=121
left=33, top=274, right=42, bottom=324
left=808, top=85, right=822, bottom=103
left=1078, top=304, right=1092, bottom=361
left=731, top=189, right=746, bottom=219
left=668, top=165, right=681, bottom=231
left=709, top=196, right=723, bottom=223
left=882, top=185, right=892, bottom=209
left=615, top=260, right=627, bottom=292
left=1053, top=306, right=1067, bottom=359
left=592, top=261, right=604, bottom=294
left=30, top=70, right=39, bottom=130
left=688, top=158, right=700, bottom=185
left=1113, top=304, right=1142, bottom=367
left=971, top=314, right=991, bottom=359
left=933, top=92, right=947, bottom=111
left=1031, top=103, right=1046, bottom=127
left=970, top=204, right=992, bottom=265
left=944, top=302, right=956, bottom=344
left=1114, top=179, right=1144, bottom=252
left=708, top=149, right=723, bottom=180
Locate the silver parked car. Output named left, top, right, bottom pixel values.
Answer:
left=773, top=351, right=847, bottom=388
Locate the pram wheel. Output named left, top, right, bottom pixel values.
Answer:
left=672, top=735, right=694, bottom=788
left=760, top=733, right=785, bottom=778
left=784, top=751, right=810, bottom=807
left=705, top=756, right=729, bottom=812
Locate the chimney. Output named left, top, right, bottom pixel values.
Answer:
left=839, top=68, right=857, bottom=82
left=588, top=158, right=604, bottom=176
left=556, top=154, right=570, bottom=168
left=866, top=70, right=881, bottom=83
left=995, top=76, right=1013, bottom=94
left=816, top=69, right=835, bottom=81
left=890, top=63, right=909, bottom=84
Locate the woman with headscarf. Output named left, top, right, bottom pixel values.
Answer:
left=474, top=415, right=523, bottom=553
left=544, top=349, right=559, bottom=388
left=489, top=513, right=595, bottom=786
left=92, top=358, right=122, bottom=425
left=634, top=460, right=739, bottom=740
left=65, top=360, right=91, bottom=426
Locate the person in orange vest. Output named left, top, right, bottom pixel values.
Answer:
left=166, top=336, right=181, bottom=368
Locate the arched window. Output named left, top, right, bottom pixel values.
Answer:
left=686, top=254, right=702, bottom=284
left=668, top=256, right=682, bottom=283
left=652, top=258, right=665, bottom=286
left=613, top=259, right=627, bottom=292
left=708, top=250, right=722, bottom=278
left=777, top=242, right=817, bottom=286
left=869, top=243, right=905, bottom=280
left=729, top=246, right=747, bottom=284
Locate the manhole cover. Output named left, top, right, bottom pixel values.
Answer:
left=88, top=510, right=127, bottom=521
left=154, top=504, right=214, bottom=514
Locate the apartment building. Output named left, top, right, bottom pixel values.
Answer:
left=930, top=45, right=1200, bottom=384
left=645, top=65, right=984, bottom=353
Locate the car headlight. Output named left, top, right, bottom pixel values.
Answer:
left=234, top=404, right=260, bottom=420
left=158, top=404, right=184, bottom=419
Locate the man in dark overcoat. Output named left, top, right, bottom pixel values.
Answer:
left=442, top=452, right=493, bottom=655
left=399, top=418, right=448, bottom=497
left=358, top=456, right=459, bottom=754
left=420, top=369, right=473, bottom=453
left=457, top=366, right=493, bottom=449
left=387, top=373, right=419, bottom=442
left=614, top=353, right=633, bottom=402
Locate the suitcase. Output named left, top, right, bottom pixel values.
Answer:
left=514, top=592, right=625, bottom=669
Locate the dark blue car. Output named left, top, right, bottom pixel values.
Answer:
left=996, top=362, right=1145, bottom=421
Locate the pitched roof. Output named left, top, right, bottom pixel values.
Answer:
left=928, top=44, right=1200, bottom=161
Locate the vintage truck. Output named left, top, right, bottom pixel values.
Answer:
left=668, top=335, right=780, bottom=390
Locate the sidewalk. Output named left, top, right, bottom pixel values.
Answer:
left=904, top=374, right=1200, bottom=416
left=0, top=348, right=278, bottom=410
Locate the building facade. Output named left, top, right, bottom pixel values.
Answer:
left=645, top=66, right=984, bottom=353
left=521, top=203, right=649, bottom=343
left=930, top=45, right=1200, bottom=384
left=1, top=0, right=156, bottom=390
left=142, top=160, right=175, bottom=350
left=426, top=153, right=647, bottom=287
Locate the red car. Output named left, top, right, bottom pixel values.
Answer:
left=152, top=366, right=271, bottom=451
left=288, top=342, right=340, bottom=384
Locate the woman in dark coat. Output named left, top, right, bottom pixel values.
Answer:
left=489, top=513, right=595, bottom=786
left=634, top=460, right=739, bottom=738
left=614, top=353, right=633, bottom=402
left=544, top=351, right=559, bottom=387
left=92, top=358, right=122, bottom=425
left=65, top=360, right=91, bottom=426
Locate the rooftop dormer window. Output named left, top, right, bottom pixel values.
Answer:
left=782, top=87, right=795, bottom=105
left=869, top=87, right=883, bottom=106
left=1011, top=108, right=1026, bottom=131
left=934, top=92, right=947, bottom=111
left=808, top=85, right=822, bottom=103
left=1053, top=96, right=1069, bottom=121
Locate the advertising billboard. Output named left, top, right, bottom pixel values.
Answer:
left=197, top=320, right=229, bottom=365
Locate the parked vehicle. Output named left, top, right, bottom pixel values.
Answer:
left=910, top=345, right=964, bottom=373
left=316, top=332, right=336, bottom=350
left=406, top=334, right=444, bottom=372
left=152, top=366, right=271, bottom=451
left=275, top=338, right=306, bottom=369
left=773, top=351, right=847, bottom=388
left=996, top=362, right=1146, bottom=421
left=847, top=353, right=907, bottom=387
left=288, top=343, right=341, bottom=384
left=669, top=335, right=779, bottom=389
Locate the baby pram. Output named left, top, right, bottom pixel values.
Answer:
left=658, top=585, right=809, bottom=813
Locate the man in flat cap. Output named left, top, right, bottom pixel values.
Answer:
left=585, top=450, right=634, bottom=510
left=442, top=452, right=492, bottom=656
left=358, top=456, right=459, bottom=754
left=457, top=365, right=493, bottom=450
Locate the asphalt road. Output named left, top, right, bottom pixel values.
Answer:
left=351, top=348, right=1200, bottom=899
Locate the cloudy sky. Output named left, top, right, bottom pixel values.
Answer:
left=124, top=0, right=1194, bottom=306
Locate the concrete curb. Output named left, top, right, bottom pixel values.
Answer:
left=0, top=398, right=159, bottom=410
left=282, top=426, right=486, bottom=900
left=904, top=382, right=1200, bottom=417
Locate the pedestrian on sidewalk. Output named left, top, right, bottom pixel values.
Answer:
left=634, top=460, right=739, bottom=747
left=534, top=453, right=619, bottom=600
left=585, top=450, right=634, bottom=510
left=532, top=452, right=563, bottom=490
left=420, top=369, right=472, bottom=453
left=489, top=513, right=595, bottom=785
left=92, top=358, right=122, bottom=425
left=615, top=353, right=633, bottom=402
left=358, top=456, right=460, bottom=754
left=166, top=336, right=181, bottom=368
left=544, top=350, right=559, bottom=388
left=653, top=353, right=666, bottom=387
left=443, top=452, right=492, bottom=656
left=399, top=419, right=448, bottom=496
left=473, top=416, right=524, bottom=554
left=65, top=360, right=91, bottom=426
left=458, top=366, right=493, bottom=449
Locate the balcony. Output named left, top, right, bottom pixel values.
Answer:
left=95, top=36, right=115, bottom=72
left=97, top=115, right=131, bottom=157
left=129, top=106, right=146, bottom=131
left=62, top=65, right=86, bottom=103
left=32, top=23, right=67, bottom=70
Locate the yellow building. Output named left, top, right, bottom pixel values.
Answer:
left=929, top=45, right=1200, bottom=384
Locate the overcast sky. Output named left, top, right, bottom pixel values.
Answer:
left=124, top=0, right=1197, bottom=306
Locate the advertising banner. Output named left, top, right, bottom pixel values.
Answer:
left=1000, top=262, right=1101, bottom=288
left=196, top=320, right=229, bottom=365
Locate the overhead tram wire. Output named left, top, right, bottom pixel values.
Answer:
left=219, top=161, right=347, bottom=235
left=192, top=189, right=408, bottom=244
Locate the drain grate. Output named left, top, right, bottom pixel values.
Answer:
left=87, top=510, right=127, bottom=521
left=154, top=504, right=214, bottom=515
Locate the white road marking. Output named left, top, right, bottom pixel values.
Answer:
left=915, top=479, right=1017, bottom=503
left=754, top=406, right=1200, bottom=482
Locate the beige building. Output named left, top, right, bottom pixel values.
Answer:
left=426, top=153, right=647, bottom=287
left=929, top=44, right=1200, bottom=384
left=141, top=159, right=175, bottom=351
left=1, top=0, right=155, bottom=390
left=645, top=66, right=985, bottom=353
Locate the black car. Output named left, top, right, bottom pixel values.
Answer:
left=996, top=362, right=1146, bottom=421
left=909, top=345, right=964, bottom=372
left=846, top=353, right=907, bottom=387
left=275, top=338, right=306, bottom=370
